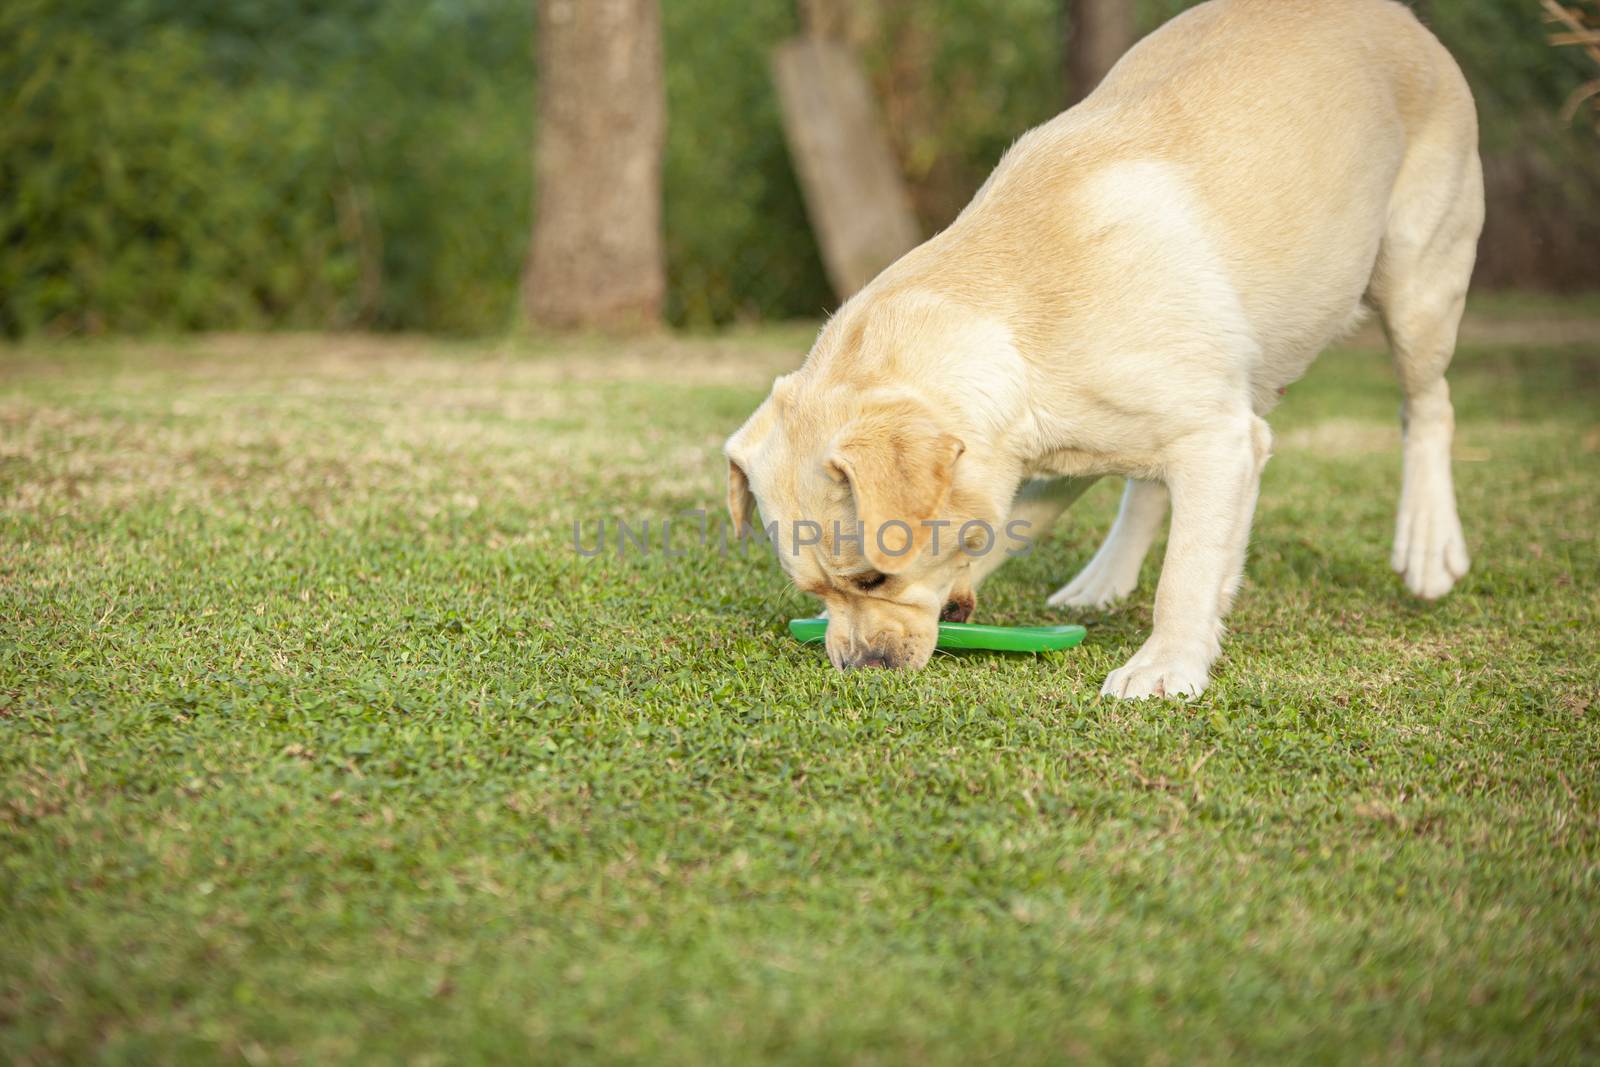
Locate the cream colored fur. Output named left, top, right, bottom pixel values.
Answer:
left=725, top=0, right=1483, bottom=697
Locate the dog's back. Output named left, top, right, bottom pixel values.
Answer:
left=923, top=0, right=1480, bottom=387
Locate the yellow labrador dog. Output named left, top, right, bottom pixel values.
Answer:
left=725, top=0, right=1482, bottom=698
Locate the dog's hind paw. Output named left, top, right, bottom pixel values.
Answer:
left=1392, top=497, right=1469, bottom=601
left=1047, top=558, right=1138, bottom=610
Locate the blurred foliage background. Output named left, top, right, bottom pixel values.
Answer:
left=2, top=0, right=1596, bottom=336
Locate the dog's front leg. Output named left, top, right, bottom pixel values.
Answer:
left=1101, top=416, right=1269, bottom=700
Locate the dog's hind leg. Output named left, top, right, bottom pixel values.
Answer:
left=1369, top=137, right=1482, bottom=600
left=1047, top=479, right=1168, bottom=610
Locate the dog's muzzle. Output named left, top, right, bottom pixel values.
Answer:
left=841, top=648, right=900, bottom=670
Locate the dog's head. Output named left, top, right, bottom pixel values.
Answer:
left=725, top=374, right=1012, bottom=670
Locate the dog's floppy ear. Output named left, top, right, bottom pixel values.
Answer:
left=724, top=386, right=784, bottom=539
left=828, top=402, right=964, bottom=574
left=726, top=457, right=755, bottom=539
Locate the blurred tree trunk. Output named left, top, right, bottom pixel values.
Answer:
left=773, top=37, right=920, bottom=301
left=524, top=0, right=665, bottom=331
left=1066, top=0, right=1135, bottom=105
left=776, top=0, right=919, bottom=303
left=796, top=0, right=860, bottom=42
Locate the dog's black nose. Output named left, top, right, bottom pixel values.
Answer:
left=845, top=650, right=893, bottom=670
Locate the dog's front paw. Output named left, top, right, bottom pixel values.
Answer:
left=1101, top=641, right=1212, bottom=700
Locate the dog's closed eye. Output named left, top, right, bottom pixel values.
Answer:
left=852, top=571, right=888, bottom=592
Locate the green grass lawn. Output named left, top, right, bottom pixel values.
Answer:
left=2, top=311, right=1597, bottom=1065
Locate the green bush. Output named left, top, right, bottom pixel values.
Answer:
left=0, top=6, right=356, bottom=334
left=661, top=2, right=828, bottom=326
left=1, top=0, right=1595, bottom=337
left=0, top=0, right=536, bottom=335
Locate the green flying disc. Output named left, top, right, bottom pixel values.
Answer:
left=787, top=617, right=1086, bottom=654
